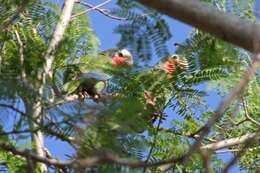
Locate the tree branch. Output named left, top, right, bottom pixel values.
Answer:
left=158, top=53, right=260, bottom=171
left=142, top=116, right=163, bottom=173
left=201, top=132, right=260, bottom=151
left=75, top=1, right=127, bottom=21
left=137, top=0, right=260, bottom=52
left=0, top=141, right=186, bottom=170
left=43, top=0, right=76, bottom=80
left=0, top=103, right=25, bottom=115
left=0, top=128, right=39, bottom=136
left=32, top=1, right=76, bottom=171
left=221, top=130, right=259, bottom=173
left=71, top=0, right=112, bottom=20
left=242, top=98, right=260, bottom=127
left=13, top=29, right=35, bottom=91
left=14, top=29, right=26, bottom=80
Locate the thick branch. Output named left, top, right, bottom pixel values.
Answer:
left=0, top=141, right=72, bottom=168
left=0, top=141, right=185, bottom=169
left=201, top=132, right=260, bottom=151
left=29, top=1, right=76, bottom=171
left=221, top=131, right=259, bottom=173
left=43, top=0, right=76, bottom=79
left=138, top=0, right=260, bottom=52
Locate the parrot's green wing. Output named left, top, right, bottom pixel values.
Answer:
left=63, top=79, right=83, bottom=94
left=99, top=48, right=119, bottom=57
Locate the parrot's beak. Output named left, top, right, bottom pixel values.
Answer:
left=111, top=56, right=128, bottom=65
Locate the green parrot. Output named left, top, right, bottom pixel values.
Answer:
left=123, top=54, right=190, bottom=123
left=62, top=48, right=133, bottom=100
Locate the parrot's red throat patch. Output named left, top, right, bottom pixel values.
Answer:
left=163, top=61, right=176, bottom=74
left=112, top=56, right=127, bottom=65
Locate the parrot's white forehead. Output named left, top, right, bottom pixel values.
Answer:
left=170, top=54, right=179, bottom=58
left=119, top=49, right=132, bottom=57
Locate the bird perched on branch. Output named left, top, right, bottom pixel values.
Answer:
left=63, top=48, right=133, bottom=100
left=142, top=54, right=189, bottom=122
left=111, top=48, right=133, bottom=66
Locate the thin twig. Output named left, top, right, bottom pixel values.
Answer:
left=76, top=1, right=127, bottom=21
left=14, top=29, right=26, bottom=80
left=0, top=103, right=25, bottom=115
left=0, top=128, right=40, bottom=136
left=0, top=140, right=185, bottom=169
left=71, top=0, right=112, bottom=20
left=158, top=127, right=217, bottom=142
left=142, top=116, right=163, bottom=173
left=242, top=98, right=260, bottom=127
left=13, top=29, right=34, bottom=90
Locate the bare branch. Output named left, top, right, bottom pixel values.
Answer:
left=0, top=141, right=185, bottom=169
left=242, top=98, right=260, bottom=127
left=34, top=1, right=76, bottom=170
left=46, top=94, right=79, bottom=108
left=215, top=146, right=260, bottom=154
left=75, top=1, right=127, bottom=21
left=138, top=0, right=260, bottom=52
left=0, top=103, right=25, bottom=115
left=71, top=0, right=112, bottom=20
left=0, top=128, right=39, bottom=136
left=13, top=29, right=35, bottom=91
left=201, top=132, right=260, bottom=151
left=200, top=149, right=213, bottom=173
left=0, top=141, right=73, bottom=168
left=221, top=130, right=259, bottom=173
left=43, top=0, right=76, bottom=80
left=14, top=30, right=26, bottom=80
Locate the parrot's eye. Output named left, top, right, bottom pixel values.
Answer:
left=118, top=52, right=123, bottom=57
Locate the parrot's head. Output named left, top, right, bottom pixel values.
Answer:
left=162, top=54, right=188, bottom=74
left=111, top=49, right=133, bottom=66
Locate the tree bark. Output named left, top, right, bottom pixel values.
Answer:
left=201, top=132, right=260, bottom=151
left=25, top=100, right=47, bottom=172
left=29, top=0, right=76, bottom=171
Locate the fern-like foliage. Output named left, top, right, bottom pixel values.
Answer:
left=0, top=0, right=258, bottom=172
left=111, top=0, right=171, bottom=62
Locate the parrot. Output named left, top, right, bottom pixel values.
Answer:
left=62, top=48, right=133, bottom=100
left=139, top=54, right=190, bottom=122
left=162, top=54, right=189, bottom=74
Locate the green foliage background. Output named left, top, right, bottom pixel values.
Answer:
left=0, top=0, right=259, bottom=172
